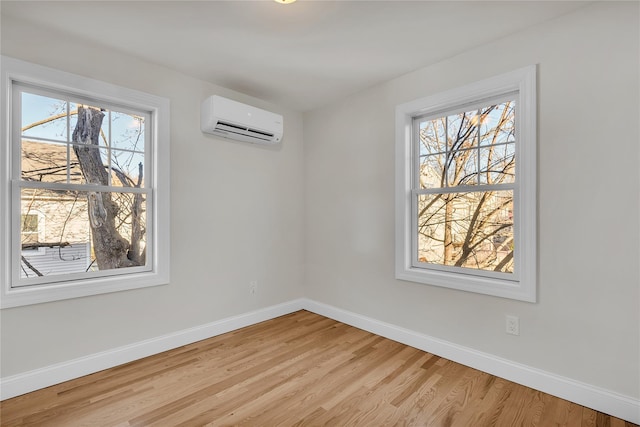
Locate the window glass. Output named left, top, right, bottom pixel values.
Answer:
left=19, top=188, right=147, bottom=279
left=417, top=190, right=514, bottom=273
left=17, top=93, right=150, bottom=286
left=21, top=92, right=68, bottom=142
left=414, top=100, right=516, bottom=275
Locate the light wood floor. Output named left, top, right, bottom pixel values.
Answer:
left=1, top=310, right=636, bottom=426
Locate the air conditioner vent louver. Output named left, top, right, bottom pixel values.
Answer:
left=215, top=121, right=275, bottom=141
left=201, top=96, right=283, bottom=144
left=217, top=121, right=246, bottom=131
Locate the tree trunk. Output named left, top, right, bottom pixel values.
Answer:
left=443, top=196, right=454, bottom=265
left=72, top=106, right=137, bottom=270
left=128, top=163, right=145, bottom=265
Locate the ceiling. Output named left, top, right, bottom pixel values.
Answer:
left=1, top=1, right=590, bottom=112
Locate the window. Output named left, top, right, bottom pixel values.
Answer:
left=1, top=56, right=170, bottom=308
left=395, top=66, right=536, bottom=302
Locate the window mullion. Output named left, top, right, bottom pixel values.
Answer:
left=477, top=108, right=481, bottom=186
left=66, top=100, right=71, bottom=184
left=15, top=180, right=150, bottom=195
left=107, top=109, right=112, bottom=187
left=413, top=182, right=515, bottom=196
left=444, top=115, right=449, bottom=188
left=414, top=118, right=424, bottom=191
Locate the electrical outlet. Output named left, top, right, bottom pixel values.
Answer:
left=249, top=281, right=257, bottom=295
left=505, top=315, right=520, bottom=336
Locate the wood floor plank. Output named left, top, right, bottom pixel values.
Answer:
left=423, top=367, right=495, bottom=426
left=582, top=406, right=600, bottom=427
left=173, top=332, right=362, bottom=425
left=1, top=311, right=636, bottom=427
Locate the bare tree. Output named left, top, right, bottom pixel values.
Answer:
left=72, top=106, right=140, bottom=269
left=417, top=101, right=515, bottom=273
left=20, top=102, right=146, bottom=275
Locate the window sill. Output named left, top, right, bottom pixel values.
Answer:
left=1, top=270, right=169, bottom=308
left=396, top=265, right=535, bottom=302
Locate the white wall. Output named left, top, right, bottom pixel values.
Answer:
left=0, top=15, right=305, bottom=376
left=1, top=0, right=638, bottom=408
left=304, top=1, right=639, bottom=399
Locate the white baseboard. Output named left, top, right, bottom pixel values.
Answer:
left=301, top=298, right=640, bottom=425
left=0, top=298, right=305, bottom=401
left=1, top=297, right=638, bottom=424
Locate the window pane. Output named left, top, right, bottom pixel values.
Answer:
left=21, top=92, right=69, bottom=142
left=447, top=147, right=478, bottom=186
left=19, top=188, right=147, bottom=279
left=72, top=105, right=106, bottom=146
left=21, top=140, right=69, bottom=183
left=419, top=118, right=446, bottom=156
left=110, top=111, right=145, bottom=152
left=480, top=101, right=515, bottom=146
left=419, top=154, right=445, bottom=189
left=70, top=144, right=111, bottom=185
left=478, top=143, right=515, bottom=185
left=111, top=149, right=145, bottom=187
left=417, top=190, right=514, bottom=273
left=67, top=104, right=110, bottom=144
left=447, top=110, right=477, bottom=151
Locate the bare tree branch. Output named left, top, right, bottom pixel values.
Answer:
left=21, top=256, right=43, bottom=276
left=22, top=242, right=70, bottom=250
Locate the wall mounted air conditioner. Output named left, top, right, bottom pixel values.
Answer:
left=201, top=95, right=283, bottom=144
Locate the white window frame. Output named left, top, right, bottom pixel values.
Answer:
left=1, top=56, right=170, bottom=308
left=395, top=66, right=536, bottom=302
